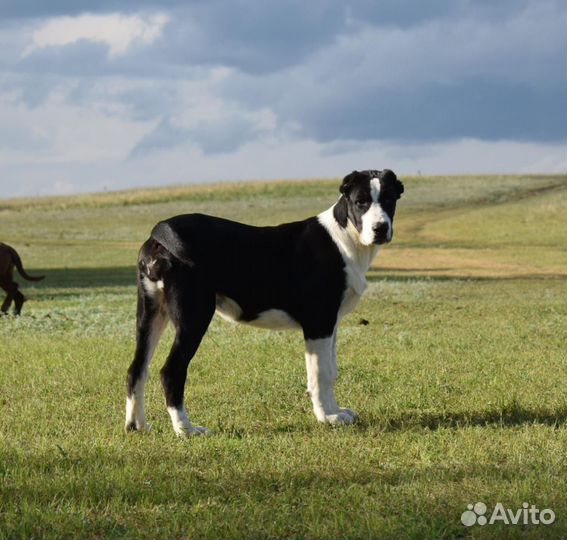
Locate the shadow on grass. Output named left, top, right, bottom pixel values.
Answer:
left=357, top=403, right=567, bottom=432
left=367, top=270, right=566, bottom=282
left=209, top=404, right=567, bottom=439
left=23, top=266, right=136, bottom=289
left=19, top=266, right=565, bottom=292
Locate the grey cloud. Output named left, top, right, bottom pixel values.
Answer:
left=8, top=0, right=538, bottom=78
left=188, top=113, right=272, bottom=154
left=0, top=0, right=183, bottom=20
left=1, top=0, right=564, bottom=161
left=129, top=117, right=188, bottom=157
left=346, top=0, right=539, bottom=27
left=3, top=0, right=347, bottom=77
left=15, top=40, right=110, bottom=76
left=156, top=1, right=345, bottom=74
left=2, top=0, right=540, bottom=27
left=12, top=39, right=185, bottom=79
left=289, top=80, right=565, bottom=143
left=0, top=123, right=50, bottom=151
left=216, top=0, right=566, bottom=145
left=8, top=1, right=564, bottom=83
left=129, top=112, right=270, bottom=157
left=1, top=73, right=64, bottom=109
left=110, top=85, right=180, bottom=122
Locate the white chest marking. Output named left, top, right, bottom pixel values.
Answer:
left=338, top=287, right=361, bottom=319
left=318, top=205, right=380, bottom=319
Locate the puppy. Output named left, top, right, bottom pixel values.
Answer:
left=125, top=170, right=404, bottom=435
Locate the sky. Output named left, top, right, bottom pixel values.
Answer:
left=0, top=0, right=565, bottom=198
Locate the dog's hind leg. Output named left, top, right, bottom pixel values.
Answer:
left=13, top=288, right=25, bottom=316
left=1, top=291, right=12, bottom=313
left=160, top=273, right=215, bottom=437
left=1, top=282, right=17, bottom=314
left=125, top=277, right=168, bottom=432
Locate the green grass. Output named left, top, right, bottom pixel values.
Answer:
left=0, top=174, right=566, bottom=539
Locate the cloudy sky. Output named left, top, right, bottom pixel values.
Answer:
left=0, top=0, right=565, bottom=197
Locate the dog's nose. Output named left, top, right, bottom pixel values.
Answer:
left=373, top=222, right=390, bottom=244
left=374, top=222, right=389, bottom=236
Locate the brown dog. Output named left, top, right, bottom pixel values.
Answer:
left=0, top=243, right=44, bottom=315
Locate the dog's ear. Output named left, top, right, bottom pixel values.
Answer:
left=395, top=179, right=405, bottom=199
left=339, top=171, right=359, bottom=195
left=380, top=169, right=404, bottom=199
left=333, top=195, right=349, bottom=227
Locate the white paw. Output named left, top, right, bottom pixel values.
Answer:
left=321, top=408, right=358, bottom=425
left=168, top=406, right=210, bottom=437
left=125, top=421, right=152, bottom=433
left=174, top=424, right=211, bottom=437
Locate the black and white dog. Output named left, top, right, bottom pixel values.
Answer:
left=125, top=169, right=404, bottom=436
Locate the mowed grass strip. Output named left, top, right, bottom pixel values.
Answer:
left=0, top=175, right=565, bottom=539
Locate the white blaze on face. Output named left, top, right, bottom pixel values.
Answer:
left=360, top=177, right=392, bottom=246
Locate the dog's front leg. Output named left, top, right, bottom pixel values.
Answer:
left=304, top=330, right=358, bottom=425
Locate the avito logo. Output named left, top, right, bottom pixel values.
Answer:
left=461, top=502, right=555, bottom=527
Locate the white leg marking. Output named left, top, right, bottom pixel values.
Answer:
left=305, top=331, right=357, bottom=425
left=126, top=381, right=151, bottom=432
left=167, top=406, right=210, bottom=437
left=318, top=205, right=379, bottom=296
left=125, top=303, right=168, bottom=432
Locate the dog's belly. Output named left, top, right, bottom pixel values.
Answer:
left=215, top=294, right=243, bottom=323
left=248, top=308, right=301, bottom=330
left=215, top=294, right=300, bottom=330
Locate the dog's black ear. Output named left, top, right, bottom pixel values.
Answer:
left=333, top=195, right=349, bottom=227
left=339, top=171, right=358, bottom=195
left=379, top=169, right=396, bottom=181
left=380, top=169, right=404, bottom=199
left=395, top=179, right=405, bottom=198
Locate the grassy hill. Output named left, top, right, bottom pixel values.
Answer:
left=0, top=174, right=566, bottom=539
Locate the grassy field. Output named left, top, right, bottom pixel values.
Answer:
left=0, top=174, right=565, bottom=539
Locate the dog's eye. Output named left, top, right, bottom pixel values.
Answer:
left=355, top=200, right=368, bottom=208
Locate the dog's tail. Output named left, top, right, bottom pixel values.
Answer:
left=137, top=238, right=171, bottom=283
left=149, top=221, right=195, bottom=268
left=10, top=246, right=45, bottom=282
left=137, top=220, right=195, bottom=287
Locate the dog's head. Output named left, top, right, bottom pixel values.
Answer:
left=333, top=169, right=404, bottom=246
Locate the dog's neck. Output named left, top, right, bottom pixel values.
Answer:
left=317, top=205, right=380, bottom=295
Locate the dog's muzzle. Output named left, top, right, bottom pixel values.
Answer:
left=373, top=222, right=391, bottom=245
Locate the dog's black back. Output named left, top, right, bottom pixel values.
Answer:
left=146, top=214, right=346, bottom=338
